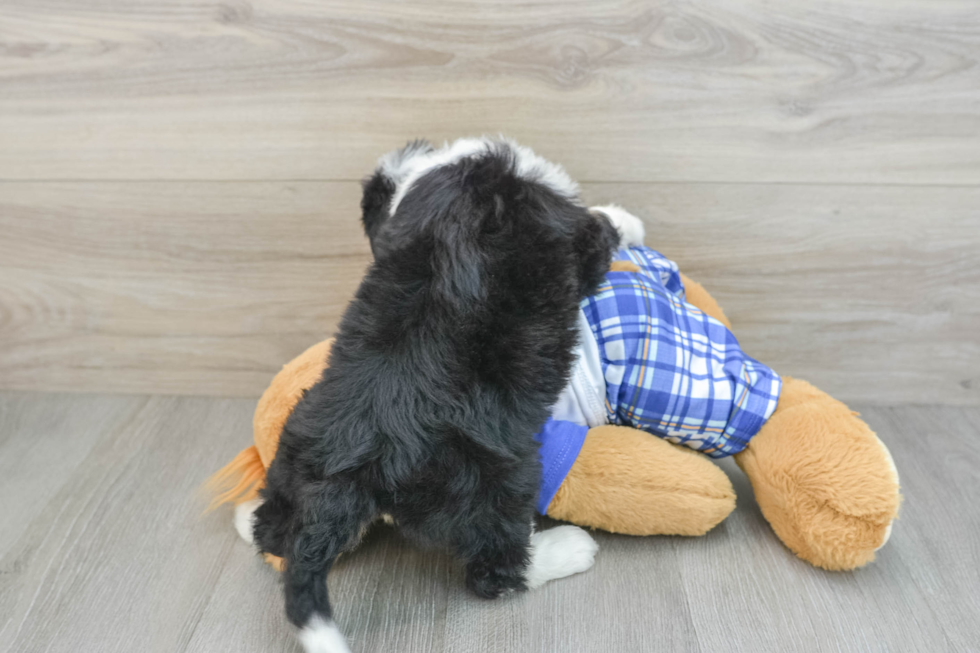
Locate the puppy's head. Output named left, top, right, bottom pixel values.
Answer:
left=360, top=137, right=620, bottom=311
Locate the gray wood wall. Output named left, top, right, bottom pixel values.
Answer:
left=1, top=0, right=978, bottom=405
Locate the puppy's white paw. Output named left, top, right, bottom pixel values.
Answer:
left=591, top=204, right=646, bottom=248
left=234, top=499, right=261, bottom=545
left=298, top=616, right=352, bottom=653
left=526, top=525, right=598, bottom=589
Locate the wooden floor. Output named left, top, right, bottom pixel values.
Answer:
left=0, top=390, right=977, bottom=653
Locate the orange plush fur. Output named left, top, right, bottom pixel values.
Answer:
left=547, top=424, right=736, bottom=536
left=206, top=339, right=334, bottom=509
left=208, top=274, right=899, bottom=571
left=735, top=377, right=901, bottom=570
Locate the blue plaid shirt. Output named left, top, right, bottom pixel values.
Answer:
left=585, top=246, right=781, bottom=456
left=535, top=246, right=781, bottom=514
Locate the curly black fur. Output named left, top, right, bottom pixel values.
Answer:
left=253, top=140, right=620, bottom=632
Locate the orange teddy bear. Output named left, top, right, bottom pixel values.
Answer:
left=210, top=258, right=900, bottom=572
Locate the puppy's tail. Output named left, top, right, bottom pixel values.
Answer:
left=287, top=558, right=350, bottom=653
left=203, top=445, right=266, bottom=511
left=259, top=481, right=371, bottom=653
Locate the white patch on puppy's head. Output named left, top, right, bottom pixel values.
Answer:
left=498, top=136, right=579, bottom=201
left=386, top=137, right=490, bottom=216
left=375, top=139, right=435, bottom=185
left=383, top=136, right=580, bottom=216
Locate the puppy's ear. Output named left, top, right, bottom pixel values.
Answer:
left=362, top=139, right=435, bottom=254
left=573, top=209, right=621, bottom=298
left=361, top=170, right=396, bottom=252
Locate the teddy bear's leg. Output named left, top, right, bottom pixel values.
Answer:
left=734, top=377, right=900, bottom=570
left=546, top=425, right=736, bottom=536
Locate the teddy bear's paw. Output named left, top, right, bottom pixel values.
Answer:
left=590, top=204, right=646, bottom=248
left=876, top=522, right=894, bottom=551
left=736, top=379, right=902, bottom=570
left=872, top=431, right=900, bottom=551
left=525, top=525, right=598, bottom=589
left=797, top=411, right=901, bottom=564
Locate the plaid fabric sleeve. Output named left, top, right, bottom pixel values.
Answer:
left=619, top=247, right=686, bottom=301
left=581, top=247, right=781, bottom=458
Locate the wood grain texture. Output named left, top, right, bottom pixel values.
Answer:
left=0, top=392, right=144, bottom=556
left=1, top=0, right=979, bottom=183
left=0, top=394, right=250, bottom=653
left=2, top=181, right=977, bottom=404
left=592, top=182, right=980, bottom=407
left=0, top=181, right=371, bottom=396
left=1, top=392, right=978, bottom=652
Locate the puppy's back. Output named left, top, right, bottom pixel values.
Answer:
left=254, top=138, right=621, bottom=653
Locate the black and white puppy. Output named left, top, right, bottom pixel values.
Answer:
left=243, top=137, right=625, bottom=653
